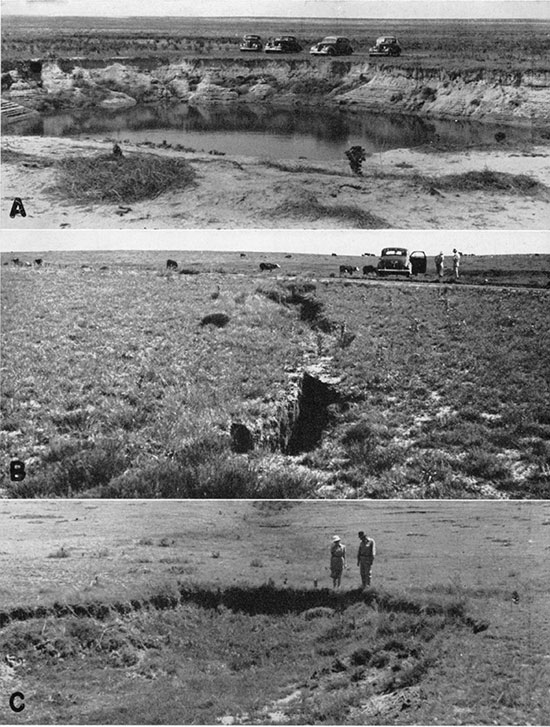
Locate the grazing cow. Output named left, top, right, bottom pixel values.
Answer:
left=362, top=265, right=376, bottom=275
left=34, top=258, right=43, bottom=267
left=166, top=259, right=178, bottom=270
left=11, top=258, right=20, bottom=266
left=259, top=262, right=280, bottom=271
left=240, top=253, right=246, bottom=258
left=339, top=265, right=359, bottom=276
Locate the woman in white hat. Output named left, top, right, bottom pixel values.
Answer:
left=330, top=535, right=346, bottom=589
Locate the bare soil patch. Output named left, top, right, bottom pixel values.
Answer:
left=2, top=136, right=549, bottom=229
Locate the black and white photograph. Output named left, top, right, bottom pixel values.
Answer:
left=1, top=0, right=549, bottom=229
left=1, top=0, right=550, bottom=724
left=2, top=229, right=549, bottom=500
left=0, top=499, right=549, bottom=724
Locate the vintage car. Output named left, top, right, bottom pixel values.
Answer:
left=369, top=36, right=402, bottom=56
left=376, top=248, right=426, bottom=277
left=310, top=36, right=353, bottom=56
left=264, top=36, right=303, bottom=53
left=239, top=34, right=263, bottom=52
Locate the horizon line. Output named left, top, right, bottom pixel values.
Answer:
left=3, top=13, right=548, bottom=20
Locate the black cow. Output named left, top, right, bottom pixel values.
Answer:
left=34, top=258, right=43, bottom=266
left=240, top=253, right=247, bottom=258
left=339, top=265, right=359, bottom=276
left=260, top=262, right=280, bottom=271
left=166, top=259, right=178, bottom=270
left=362, top=265, right=376, bottom=275
left=11, top=258, right=21, bottom=266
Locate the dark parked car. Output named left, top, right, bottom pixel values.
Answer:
left=239, top=34, right=263, bottom=52
left=369, top=36, right=401, bottom=56
left=376, top=248, right=426, bottom=277
left=310, top=36, right=353, bottom=56
left=264, top=36, right=303, bottom=53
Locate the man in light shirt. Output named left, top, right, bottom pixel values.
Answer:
left=452, top=248, right=461, bottom=280
left=357, top=531, right=376, bottom=589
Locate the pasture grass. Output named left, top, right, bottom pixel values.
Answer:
left=2, top=16, right=549, bottom=70
left=0, top=581, right=481, bottom=724
left=53, top=152, right=196, bottom=204
left=1, top=252, right=549, bottom=499
left=1, top=500, right=548, bottom=723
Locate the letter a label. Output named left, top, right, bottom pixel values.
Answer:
left=10, top=198, right=27, bottom=218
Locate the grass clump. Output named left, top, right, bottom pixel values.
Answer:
left=54, top=152, right=195, bottom=204
left=424, top=169, right=547, bottom=196
left=271, top=197, right=391, bottom=228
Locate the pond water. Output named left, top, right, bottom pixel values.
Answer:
left=12, top=103, right=537, bottom=160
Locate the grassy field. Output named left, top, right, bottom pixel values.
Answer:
left=1, top=250, right=549, bottom=500
left=0, top=499, right=548, bottom=724
left=2, top=16, right=549, bottom=71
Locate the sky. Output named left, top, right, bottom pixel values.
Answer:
left=2, top=0, right=550, bottom=18
left=2, top=229, right=548, bottom=256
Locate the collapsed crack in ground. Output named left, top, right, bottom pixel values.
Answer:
left=0, top=583, right=488, bottom=630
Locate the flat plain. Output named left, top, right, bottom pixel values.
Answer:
left=1, top=251, right=549, bottom=499
left=0, top=499, right=548, bottom=724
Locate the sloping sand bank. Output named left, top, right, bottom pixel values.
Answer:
left=2, top=135, right=549, bottom=229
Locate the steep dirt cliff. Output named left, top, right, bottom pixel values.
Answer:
left=3, top=57, right=549, bottom=126
left=336, top=63, right=550, bottom=127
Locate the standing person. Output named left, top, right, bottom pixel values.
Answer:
left=452, top=249, right=461, bottom=280
left=357, top=531, right=376, bottom=589
left=330, top=535, right=346, bottom=589
left=434, top=251, right=444, bottom=280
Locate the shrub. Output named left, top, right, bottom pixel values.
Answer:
left=463, top=449, right=510, bottom=480
left=200, top=313, right=230, bottom=328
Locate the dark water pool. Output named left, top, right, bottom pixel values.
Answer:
left=11, top=103, right=538, bottom=160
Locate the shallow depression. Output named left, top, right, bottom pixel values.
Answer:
left=8, top=102, right=538, bottom=160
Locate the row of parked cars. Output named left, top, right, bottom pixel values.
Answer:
left=239, top=34, right=402, bottom=57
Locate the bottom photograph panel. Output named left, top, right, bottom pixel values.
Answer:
left=1, top=499, right=549, bottom=725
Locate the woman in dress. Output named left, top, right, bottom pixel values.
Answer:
left=330, top=535, right=346, bottom=589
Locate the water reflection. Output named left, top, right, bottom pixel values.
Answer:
left=13, top=103, right=535, bottom=160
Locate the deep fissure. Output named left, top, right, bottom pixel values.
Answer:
left=284, top=373, right=341, bottom=455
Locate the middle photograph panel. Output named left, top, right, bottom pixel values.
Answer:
left=2, top=229, right=547, bottom=500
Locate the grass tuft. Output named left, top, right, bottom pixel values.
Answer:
left=420, top=169, right=547, bottom=196
left=271, top=197, right=392, bottom=228
left=53, top=152, right=195, bottom=204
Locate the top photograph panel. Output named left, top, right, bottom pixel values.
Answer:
left=2, top=0, right=550, bottom=230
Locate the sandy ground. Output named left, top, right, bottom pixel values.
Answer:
left=2, top=135, right=549, bottom=229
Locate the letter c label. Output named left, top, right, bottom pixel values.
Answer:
left=9, top=692, right=25, bottom=712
